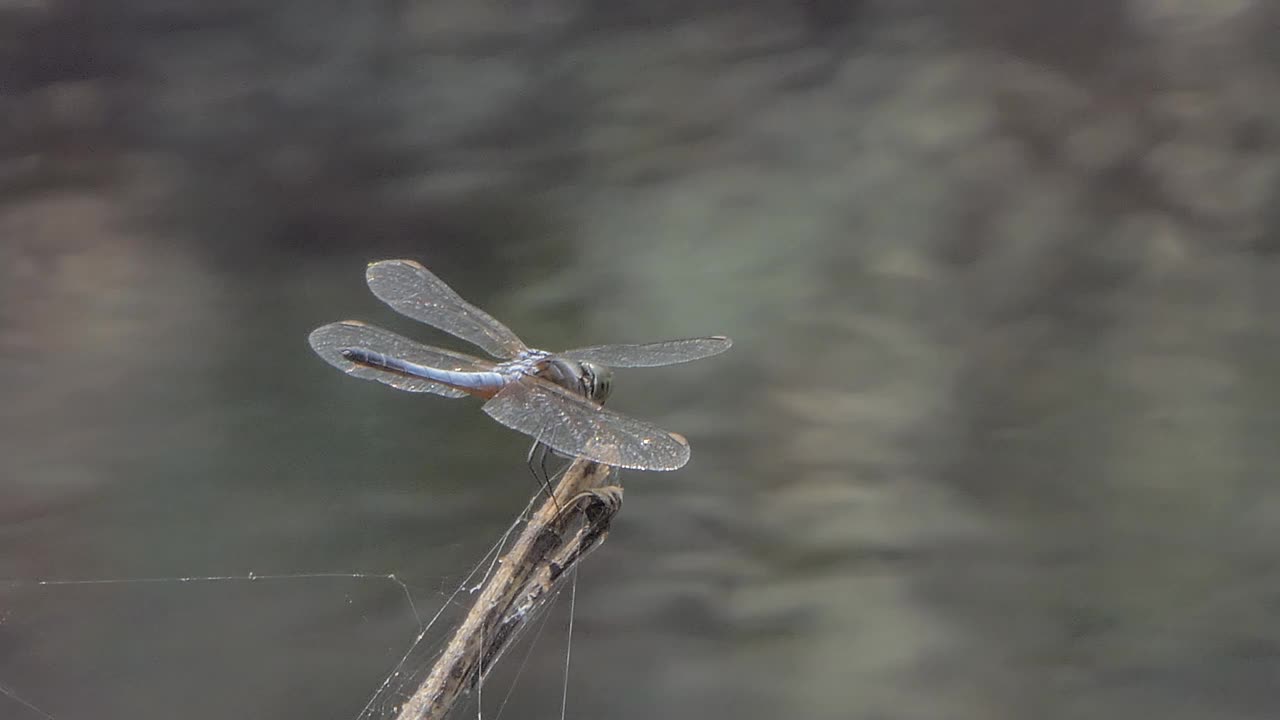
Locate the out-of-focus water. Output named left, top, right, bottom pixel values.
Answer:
left=7, top=4, right=1280, bottom=720
left=0, top=220, right=765, bottom=719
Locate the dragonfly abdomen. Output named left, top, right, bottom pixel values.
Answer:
left=340, top=348, right=506, bottom=396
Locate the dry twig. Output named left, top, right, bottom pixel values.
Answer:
left=392, top=458, right=623, bottom=720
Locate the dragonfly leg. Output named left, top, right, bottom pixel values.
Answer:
left=525, top=441, right=560, bottom=509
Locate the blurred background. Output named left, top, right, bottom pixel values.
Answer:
left=4, top=1, right=1280, bottom=719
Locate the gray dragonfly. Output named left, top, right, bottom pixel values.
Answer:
left=309, top=260, right=732, bottom=471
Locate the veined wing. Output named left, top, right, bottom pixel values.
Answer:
left=309, top=320, right=492, bottom=397
left=365, top=259, right=529, bottom=360
left=557, top=336, right=732, bottom=368
left=481, top=379, right=691, bottom=471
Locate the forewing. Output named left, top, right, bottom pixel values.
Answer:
left=557, top=336, right=732, bottom=368
left=365, top=259, right=529, bottom=359
left=481, top=380, right=691, bottom=471
left=309, top=320, right=492, bottom=397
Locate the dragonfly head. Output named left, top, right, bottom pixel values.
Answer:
left=580, top=361, right=613, bottom=405
left=536, top=358, right=613, bottom=405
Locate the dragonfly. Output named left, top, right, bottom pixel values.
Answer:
left=308, top=260, right=732, bottom=471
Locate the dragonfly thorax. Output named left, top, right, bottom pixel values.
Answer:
left=533, top=357, right=613, bottom=405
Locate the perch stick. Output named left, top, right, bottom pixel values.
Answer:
left=392, top=457, right=621, bottom=720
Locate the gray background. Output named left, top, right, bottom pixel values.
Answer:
left=4, top=2, right=1280, bottom=719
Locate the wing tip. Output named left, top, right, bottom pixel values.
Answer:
left=307, top=323, right=337, bottom=349
left=629, top=432, right=690, bottom=471
left=366, top=257, right=428, bottom=273
left=365, top=259, right=390, bottom=283
left=307, top=320, right=366, bottom=346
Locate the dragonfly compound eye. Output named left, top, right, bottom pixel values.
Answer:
left=583, top=362, right=613, bottom=405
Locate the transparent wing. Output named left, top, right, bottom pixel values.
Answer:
left=557, top=336, right=733, bottom=368
left=309, top=320, right=493, bottom=397
left=482, top=379, right=691, bottom=471
left=365, top=259, right=529, bottom=359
